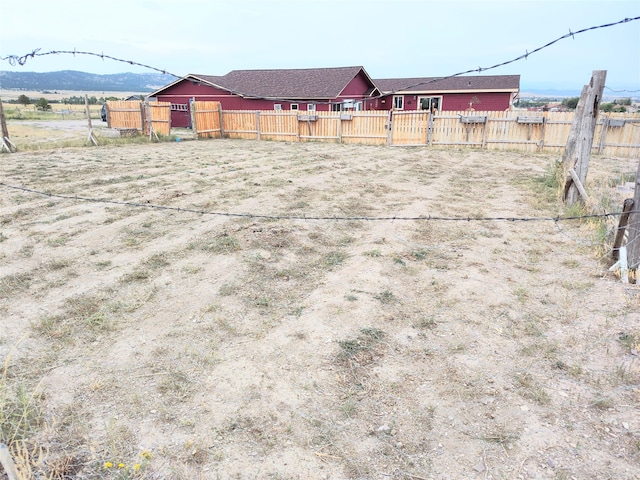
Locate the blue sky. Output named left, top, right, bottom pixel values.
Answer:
left=1, top=0, right=639, bottom=92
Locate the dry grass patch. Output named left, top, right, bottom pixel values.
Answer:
left=1, top=139, right=639, bottom=478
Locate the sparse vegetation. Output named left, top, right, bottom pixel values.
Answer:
left=0, top=136, right=637, bottom=478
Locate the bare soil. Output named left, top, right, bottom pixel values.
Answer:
left=1, top=136, right=639, bottom=479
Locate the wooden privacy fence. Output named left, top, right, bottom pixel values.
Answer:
left=106, top=101, right=171, bottom=136
left=111, top=100, right=640, bottom=157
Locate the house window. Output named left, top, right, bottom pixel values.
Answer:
left=393, top=95, right=404, bottom=110
left=417, top=96, right=442, bottom=113
left=354, top=101, right=363, bottom=111
left=171, top=104, right=189, bottom=111
left=274, top=104, right=282, bottom=110
left=331, top=103, right=342, bottom=112
left=307, top=103, right=316, bottom=111
left=290, top=103, right=299, bottom=111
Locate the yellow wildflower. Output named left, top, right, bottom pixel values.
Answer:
left=118, top=463, right=126, bottom=468
left=104, top=461, right=113, bottom=469
left=133, top=463, right=141, bottom=471
left=140, top=450, right=152, bottom=460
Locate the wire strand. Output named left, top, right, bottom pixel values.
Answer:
left=1, top=181, right=638, bottom=224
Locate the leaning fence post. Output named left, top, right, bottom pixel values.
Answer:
left=562, top=70, right=607, bottom=206
left=613, top=198, right=634, bottom=261
left=625, top=158, right=640, bottom=276
left=0, top=98, right=17, bottom=152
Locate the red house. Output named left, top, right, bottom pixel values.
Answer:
left=370, top=75, right=520, bottom=112
left=147, top=66, right=380, bottom=128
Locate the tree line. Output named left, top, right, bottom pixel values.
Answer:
left=8, top=94, right=123, bottom=112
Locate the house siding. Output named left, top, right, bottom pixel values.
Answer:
left=153, top=71, right=378, bottom=126
left=438, top=92, right=512, bottom=111
left=377, top=91, right=513, bottom=112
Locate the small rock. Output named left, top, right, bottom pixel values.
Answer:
left=622, top=422, right=630, bottom=430
left=377, top=425, right=391, bottom=434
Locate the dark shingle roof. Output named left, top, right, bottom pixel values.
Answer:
left=374, top=75, right=520, bottom=93
left=193, top=66, right=370, bottom=99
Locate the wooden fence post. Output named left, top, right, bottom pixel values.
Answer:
left=563, top=70, right=607, bottom=206
left=598, top=115, right=610, bottom=154
left=0, top=98, right=17, bottom=152
left=145, top=101, right=158, bottom=141
left=386, top=110, right=393, bottom=146
left=481, top=116, right=488, bottom=149
left=190, top=98, right=197, bottom=135
left=626, top=159, right=640, bottom=275
left=427, top=112, right=434, bottom=146
left=218, top=104, right=224, bottom=138
left=256, top=111, right=261, bottom=141
left=85, top=94, right=98, bottom=146
left=538, top=115, right=547, bottom=153
left=562, top=85, right=588, bottom=165
left=139, top=102, right=146, bottom=135
left=612, top=198, right=634, bottom=261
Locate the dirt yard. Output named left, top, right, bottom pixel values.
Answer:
left=1, top=136, right=639, bottom=479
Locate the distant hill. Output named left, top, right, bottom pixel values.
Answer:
left=0, top=70, right=177, bottom=92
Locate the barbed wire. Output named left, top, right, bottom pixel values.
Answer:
left=605, top=86, right=640, bottom=94
left=1, top=181, right=638, bottom=224
left=1, top=48, right=180, bottom=78
left=388, top=16, right=640, bottom=96
left=1, top=16, right=638, bottom=105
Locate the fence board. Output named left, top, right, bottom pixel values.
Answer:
left=391, top=111, right=429, bottom=145
left=148, top=102, right=171, bottom=136
left=106, top=101, right=143, bottom=131
left=192, top=101, right=222, bottom=138
left=107, top=101, right=640, bottom=157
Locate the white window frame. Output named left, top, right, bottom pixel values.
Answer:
left=290, top=103, right=299, bottom=111
left=393, top=95, right=404, bottom=110
left=307, top=103, right=316, bottom=111
left=274, top=103, right=282, bottom=110
left=417, top=96, right=442, bottom=112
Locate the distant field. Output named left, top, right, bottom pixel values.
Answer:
left=0, top=89, right=145, bottom=102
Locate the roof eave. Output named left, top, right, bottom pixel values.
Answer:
left=384, top=88, right=520, bottom=95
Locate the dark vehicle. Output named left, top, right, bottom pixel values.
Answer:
left=101, top=104, right=107, bottom=122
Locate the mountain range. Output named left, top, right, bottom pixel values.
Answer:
left=0, top=70, right=177, bottom=92
left=0, top=70, right=635, bottom=100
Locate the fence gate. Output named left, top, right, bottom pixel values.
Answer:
left=191, top=101, right=223, bottom=138
left=106, top=101, right=171, bottom=136
left=145, top=102, right=171, bottom=136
